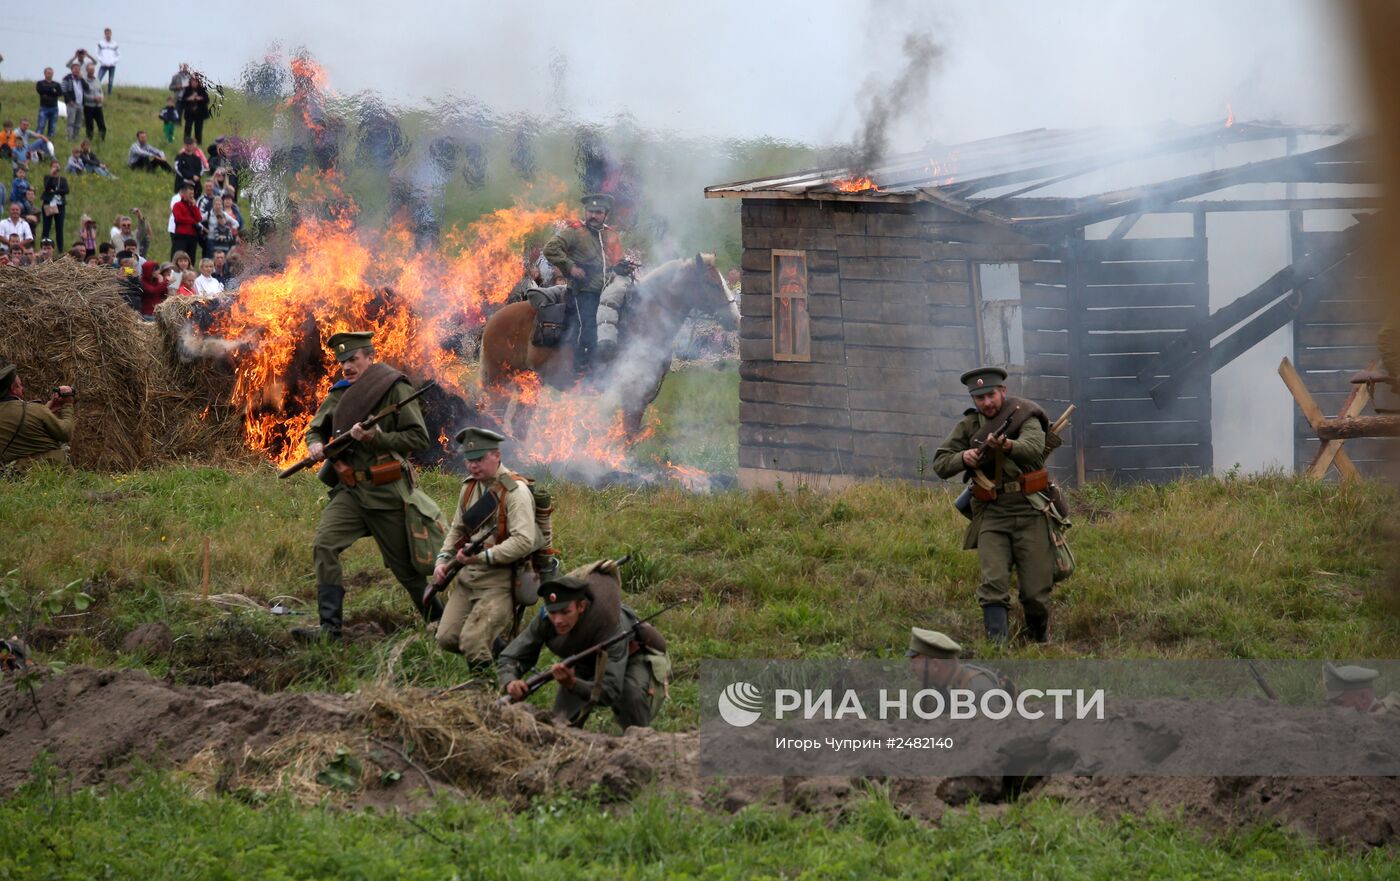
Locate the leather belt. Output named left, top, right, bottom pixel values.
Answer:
left=352, top=469, right=402, bottom=484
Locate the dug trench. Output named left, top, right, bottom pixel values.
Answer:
left=2, top=666, right=1398, bottom=848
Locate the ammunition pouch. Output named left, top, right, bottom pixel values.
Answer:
left=971, top=468, right=1049, bottom=502
left=367, top=459, right=404, bottom=486
left=1028, top=489, right=1075, bottom=583
left=332, top=460, right=357, bottom=488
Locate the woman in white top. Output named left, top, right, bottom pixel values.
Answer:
left=194, top=258, right=224, bottom=295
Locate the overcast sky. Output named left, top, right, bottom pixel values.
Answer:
left=1, top=0, right=1368, bottom=145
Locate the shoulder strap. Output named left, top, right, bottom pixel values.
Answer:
left=0, top=402, right=29, bottom=461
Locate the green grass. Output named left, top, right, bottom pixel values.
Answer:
left=2, top=769, right=1392, bottom=879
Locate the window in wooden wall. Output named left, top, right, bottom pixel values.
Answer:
left=976, top=262, right=1024, bottom=367
left=772, top=249, right=811, bottom=362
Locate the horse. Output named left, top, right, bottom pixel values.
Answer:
left=480, top=252, right=739, bottom=436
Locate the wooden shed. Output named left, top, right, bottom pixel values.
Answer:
left=706, top=123, right=1384, bottom=489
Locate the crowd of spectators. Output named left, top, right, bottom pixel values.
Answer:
left=2, top=27, right=245, bottom=318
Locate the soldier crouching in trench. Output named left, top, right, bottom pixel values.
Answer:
left=0, top=362, right=76, bottom=470
left=933, top=366, right=1055, bottom=644
left=497, top=562, right=671, bottom=730
left=291, top=331, right=446, bottom=642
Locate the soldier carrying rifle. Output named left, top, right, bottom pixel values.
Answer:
left=933, top=366, right=1062, bottom=645
left=497, top=560, right=671, bottom=731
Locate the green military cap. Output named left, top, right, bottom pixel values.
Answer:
left=0, top=363, right=16, bottom=392
left=960, top=366, right=1008, bottom=397
left=326, top=331, right=374, bottom=362
left=454, top=426, right=505, bottom=460
left=581, top=193, right=614, bottom=213
left=907, top=627, right=962, bottom=659
left=539, top=575, right=591, bottom=612
left=1324, top=663, right=1379, bottom=699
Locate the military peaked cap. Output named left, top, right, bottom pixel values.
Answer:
left=581, top=193, right=614, bottom=213
left=907, top=627, right=962, bottom=659
left=327, top=331, right=374, bottom=362
left=959, top=366, right=1008, bottom=397
left=455, top=426, right=505, bottom=460
left=1324, top=663, right=1379, bottom=699
left=539, top=575, right=591, bottom=613
left=0, top=363, right=16, bottom=392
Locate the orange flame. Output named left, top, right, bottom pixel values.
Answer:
left=215, top=173, right=571, bottom=466
left=925, top=152, right=960, bottom=187
left=833, top=175, right=880, bottom=193
left=662, top=460, right=709, bottom=492
left=1224, top=102, right=1235, bottom=128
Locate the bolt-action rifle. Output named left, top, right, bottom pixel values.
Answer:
left=276, top=380, right=437, bottom=481
left=496, top=595, right=682, bottom=708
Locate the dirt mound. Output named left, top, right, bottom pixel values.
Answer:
left=3, top=666, right=1397, bottom=846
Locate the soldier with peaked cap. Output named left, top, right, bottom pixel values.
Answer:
left=0, top=363, right=76, bottom=469
left=542, top=193, right=631, bottom=376
left=906, top=627, right=1016, bottom=698
left=433, top=426, right=545, bottom=673
left=497, top=560, right=671, bottom=730
left=291, top=331, right=445, bottom=642
left=1325, top=663, right=1400, bottom=715
left=933, top=366, right=1055, bottom=644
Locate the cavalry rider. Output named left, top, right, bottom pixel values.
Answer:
left=542, top=193, right=634, bottom=376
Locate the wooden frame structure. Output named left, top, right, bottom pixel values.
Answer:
left=708, top=123, right=1384, bottom=489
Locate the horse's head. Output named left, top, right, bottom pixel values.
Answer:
left=685, top=252, right=740, bottom=330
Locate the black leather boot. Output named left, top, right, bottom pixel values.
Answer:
left=292, top=583, right=344, bottom=642
left=403, top=581, right=443, bottom=623
left=982, top=605, right=1009, bottom=644
left=1025, top=607, right=1050, bottom=644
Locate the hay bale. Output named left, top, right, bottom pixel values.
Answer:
left=0, top=264, right=252, bottom=469
left=0, top=263, right=153, bottom=470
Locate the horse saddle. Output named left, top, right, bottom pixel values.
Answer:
left=528, top=284, right=570, bottom=348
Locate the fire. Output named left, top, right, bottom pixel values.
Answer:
left=215, top=173, right=570, bottom=466
left=662, top=460, right=709, bottom=492
left=1224, top=102, right=1235, bottom=128
left=925, top=152, right=960, bottom=187
left=833, top=175, right=879, bottom=193
left=495, top=372, right=658, bottom=473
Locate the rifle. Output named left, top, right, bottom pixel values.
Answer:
left=276, top=380, right=437, bottom=480
left=496, top=596, right=680, bottom=707
left=1247, top=661, right=1280, bottom=701
left=420, top=488, right=502, bottom=611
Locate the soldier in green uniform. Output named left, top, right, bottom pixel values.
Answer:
left=291, top=332, right=445, bottom=642
left=1325, top=663, right=1400, bottom=716
left=933, top=367, right=1054, bottom=644
left=906, top=627, right=1015, bottom=697
left=433, top=426, right=544, bottom=672
left=0, top=363, right=76, bottom=469
left=541, top=193, right=631, bottom=376
left=498, top=563, right=670, bottom=730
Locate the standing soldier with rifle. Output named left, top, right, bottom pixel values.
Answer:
left=290, top=331, right=445, bottom=642
left=432, top=427, right=547, bottom=675
left=933, top=366, right=1056, bottom=645
left=497, top=560, right=671, bottom=730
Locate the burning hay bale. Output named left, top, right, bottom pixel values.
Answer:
left=0, top=263, right=251, bottom=469
left=0, top=263, right=154, bottom=470
left=148, top=295, right=249, bottom=463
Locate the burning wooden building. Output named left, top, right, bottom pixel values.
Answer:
left=706, top=123, right=1385, bottom=488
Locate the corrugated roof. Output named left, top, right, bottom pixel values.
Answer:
left=704, top=121, right=1353, bottom=203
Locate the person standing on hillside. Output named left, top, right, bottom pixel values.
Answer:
left=290, top=332, right=445, bottom=642
left=40, top=160, right=68, bottom=252
left=932, top=367, right=1055, bottom=644
left=95, top=28, right=120, bottom=94
left=81, top=62, right=106, bottom=142
left=60, top=62, right=85, bottom=143
left=34, top=69, right=62, bottom=139
left=180, top=74, right=211, bottom=144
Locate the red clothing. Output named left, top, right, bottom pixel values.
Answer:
left=172, top=200, right=202, bottom=236
left=139, top=260, right=167, bottom=316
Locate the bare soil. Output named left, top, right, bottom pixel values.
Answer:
left=2, top=666, right=1396, bottom=846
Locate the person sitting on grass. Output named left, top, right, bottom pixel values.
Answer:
left=128, top=131, right=173, bottom=173
left=77, top=139, right=117, bottom=179
left=194, top=257, right=224, bottom=295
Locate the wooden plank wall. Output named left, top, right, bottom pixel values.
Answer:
left=1020, top=254, right=1075, bottom=485
left=738, top=198, right=1006, bottom=480
left=1292, top=228, right=1392, bottom=474
left=1069, top=233, right=1214, bottom=482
